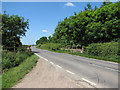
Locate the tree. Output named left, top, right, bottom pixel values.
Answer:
left=38, top=2, right=119, bottom=47
left=84, top=3, right=92, bottom=11
left=36, top=37, right=48, bottom=45
left=2, top=11, right=29, bottom=51
left=84, top=7, right=88, bottom=11
left=36, top=40, right=41, bottom=45
left=48, top=36, right=53, bottom=43
left=74, top=12, right=77, bottom=16
left=101, top=0, right=112, bottom=7
left=94, top=6, right=98, bottom=10
left=87, top=3, right=92, bottom=10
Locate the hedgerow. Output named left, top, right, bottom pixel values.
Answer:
left=85, top=41, right=118, bottom=56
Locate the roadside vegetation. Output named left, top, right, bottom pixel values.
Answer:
left=1, top=12, right=38, bottom=88
left=84, top=41, right=119, bottom=63
left=2, top=54, right=38, bottom=88
left=37, top=41, right=120, bottom=63
left=37, top=43, right=61, bottom=51
left=2, top=48, right=34, bottom=71
left=36, top=2, right=120, bottom=63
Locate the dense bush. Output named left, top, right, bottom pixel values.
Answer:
left=2, top=51, right=34, bottom=70
left=118, top=39, right=120, bottom=55
left=85, top=42, right=118, bottom=56
left=66, top=45, right=72, bottom=49
left=2, top=55, right=38, bottom=88
left=17, top=46, right=27, bottom=52
left=37, top=44, right=41, bottom=47
left=40, top=43, right=61, bottom=51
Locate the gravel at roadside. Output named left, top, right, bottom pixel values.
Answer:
left=13, top=57, right=89, bottom=88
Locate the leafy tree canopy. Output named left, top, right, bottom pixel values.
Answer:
left=2, top=11, right=29, bottom=50
left=36, top=37, right=48, bottom=45
left=47, top=2, right=120, bottom=47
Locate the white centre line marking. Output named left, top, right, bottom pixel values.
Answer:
left=56, top=65, right=62, bottom=68
left=66, top=70, right=75, bottom=75
left=82, top=78, right=96, bottom=86
left=44, top=59, right=48, bottom=62
left=92, top=64, right=119, bottom=72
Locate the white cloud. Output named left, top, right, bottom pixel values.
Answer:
left=42, top=30, right=48, bottom=32
left=42, top=29, right=52, bottom=35
left=65, top=2, right=75, bottom=7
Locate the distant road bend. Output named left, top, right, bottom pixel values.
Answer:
left=31, top=46, right=119, bottom=88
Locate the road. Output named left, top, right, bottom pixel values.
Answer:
left=31, top=46, right=119, bottom=88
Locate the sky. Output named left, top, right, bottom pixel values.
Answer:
left=2, top=2, right=103, bottom=45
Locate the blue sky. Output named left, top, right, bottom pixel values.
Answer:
left=2, top=2, right=103, bottom=45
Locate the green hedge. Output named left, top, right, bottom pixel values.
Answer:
left=85, top=41, right=118, bottom=56
left=2, top=51, right=34, bottom=70
left=39, top=43, right=61, bottom=51
left=118, top=39, right=120, bottom=55
left=2, top=54, right=38, bottom=88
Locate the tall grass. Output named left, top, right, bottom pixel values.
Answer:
left=2, top=51, right=34, bottom=70
left=2, top=54, right=39, bottom=88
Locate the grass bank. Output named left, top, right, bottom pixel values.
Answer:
left=2, top=54, right=39, bottom=88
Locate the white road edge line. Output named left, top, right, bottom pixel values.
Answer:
left=35, top=53, right=62, bottom=69
left=56, top=65, right=62, bottom=68
left=35, top=53, right=48, bottom=61
left=82, top=78, right=96, bottom=86
left=66, top=70, right=75, bottom=75
left=50, top=62, right=54, bottom=65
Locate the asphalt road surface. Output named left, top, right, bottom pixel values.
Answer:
left=31, top=46, right=119, bottom=88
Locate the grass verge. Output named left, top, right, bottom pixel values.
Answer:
left=2, top=54, right=39, bottom=88
left=37, top=47, right=119, bottom=63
